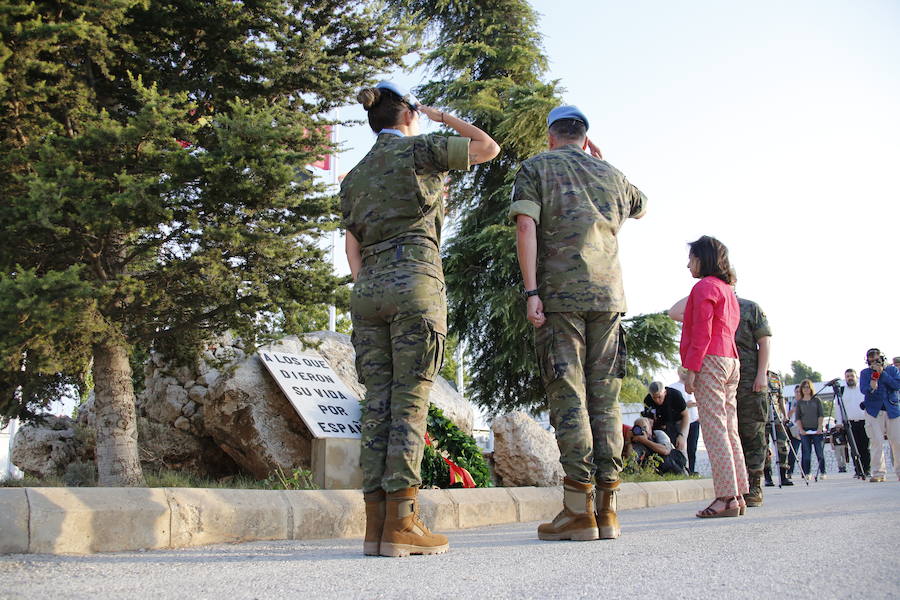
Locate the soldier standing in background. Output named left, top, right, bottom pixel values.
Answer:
left=342, top=81, right=499, bottom=557
left=764, top=371, right=793, bottom=487
left=511, top=105, right=646, bottom=541
left=735, top=297, right=772, bottom=507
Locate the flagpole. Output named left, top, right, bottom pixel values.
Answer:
left=328, top=110, right=340, bottom=332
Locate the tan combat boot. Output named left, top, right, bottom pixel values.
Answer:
left=537, top=477, right=600, bottom=541
left=380, top=487, right=449, bottom=557
left=595, top=478, right=621, bottom=539
left=744, top=471, right=763, bottom=507
left=363, top=489, right=385, bottom=556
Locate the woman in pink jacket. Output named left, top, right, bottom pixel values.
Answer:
left=680, top=236, right=747, bottom=518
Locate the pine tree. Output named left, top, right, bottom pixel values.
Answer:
left=389, top=0, right=560, bottom=414
left=0, top=0, right=412, bottom=485
left=390, top=1, right=678, bottom=414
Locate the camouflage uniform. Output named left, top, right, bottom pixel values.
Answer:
left=735, top=298, right=773, bottom=477
left=341, top=131, right=469, bottom=493
left=509, top=144, right=646, bottom=484
left=764, top=378, right=790, bottom=473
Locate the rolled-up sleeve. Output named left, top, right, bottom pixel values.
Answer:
left=626, top=178, right=647, bottom=219
left=509, top=164, right=542, bottom=225
left=415, top=134, right=470, bottom=173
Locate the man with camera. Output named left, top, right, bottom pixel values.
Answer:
left=842, top=368, right=870, bottom=478
left=860, top=348, right=900, bottom=482
left=627, top=417, right=681, bottom=472
left=642, top=381, right=689, bottom=454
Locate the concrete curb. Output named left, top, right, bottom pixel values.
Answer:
left=0, top=479, right=714, bottom=555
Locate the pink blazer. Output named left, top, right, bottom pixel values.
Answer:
left=680, top=276, right=739, bottom=372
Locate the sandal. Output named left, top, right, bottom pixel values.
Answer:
left=737, top=497, right=746, bottom=516
left=696, top=497, right=740, bottom=518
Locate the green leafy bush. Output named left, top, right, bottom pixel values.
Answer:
left=421, top=404, right=491, bottom=488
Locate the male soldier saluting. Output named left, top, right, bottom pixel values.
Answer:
left=511, top=106, right=646, bottom=541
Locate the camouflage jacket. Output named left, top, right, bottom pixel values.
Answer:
left=341, top=132, right=469, bottom=273
left=736, top=297, right=772, bottom=384
left=509, top=144, right=646, bottom=312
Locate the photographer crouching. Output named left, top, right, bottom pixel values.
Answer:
left=860, top=348, right=900, bottom=482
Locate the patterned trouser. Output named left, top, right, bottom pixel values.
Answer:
left=351, top=258, right=447, bottom=493
left=695, top=355, right=749, bottom=498
left=536, top=311, right=626, bottom=485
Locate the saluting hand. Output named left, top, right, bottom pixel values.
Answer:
left=417, top=105, right=445, bottom=123
left=527, top=295, right=546, bottom=328
left=585, top=137, right=603, bottom=159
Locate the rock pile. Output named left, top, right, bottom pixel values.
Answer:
left=491, top=411, right=563, bottom=487
left=13, top=331, right=475, bottom=482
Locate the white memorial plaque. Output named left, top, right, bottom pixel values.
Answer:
left=258, top=351, right=361, bottom=439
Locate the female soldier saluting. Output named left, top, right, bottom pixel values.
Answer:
left=341, top=81, right=499, bottom=557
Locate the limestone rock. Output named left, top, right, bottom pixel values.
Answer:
left=137, top=417, right=239, bottom=479
left=205, top=337, right=314, bottom=479
left=197, top=369, right=220, bottom=388
left=300, top=331, right=474, bottom=434
left=187, top=385, right=208, bottom=404
left=430, top=376, right=474, bottom=435
left=143, top=384, right=187, bottom=425
left=174, top=416, right=191, bottom=431
left=491, top=411, right=563, bottom=487
left=11, top=416, right=79, bottom=478
left=203, top=331, right=476, bottom=479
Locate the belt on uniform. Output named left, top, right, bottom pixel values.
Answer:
left=360, top=235, right=437, bottom=260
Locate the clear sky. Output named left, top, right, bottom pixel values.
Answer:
left=331, top=0, right=900, bottom=384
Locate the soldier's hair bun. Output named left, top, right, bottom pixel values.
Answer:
left=357, top=88, right=381, bottom=110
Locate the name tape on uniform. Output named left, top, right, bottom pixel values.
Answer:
left=258, top=351, right=362, bottom=439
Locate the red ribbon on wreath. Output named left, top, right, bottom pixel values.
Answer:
left=425, top=432, right=476, bottom=488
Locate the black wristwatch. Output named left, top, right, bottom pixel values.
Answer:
left=524, top=289, right=540, bottom=298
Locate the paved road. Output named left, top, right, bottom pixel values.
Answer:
left=3, top=473, right=898, bottom=600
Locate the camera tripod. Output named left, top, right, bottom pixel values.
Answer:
left=767, top=392, right=808, bottom=486
left=826, top=379, right=867, bottom=480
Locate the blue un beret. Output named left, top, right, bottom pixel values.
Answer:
left=375, top=81, right=419, bottom=110
left=547, top=105, right=589, bottom=131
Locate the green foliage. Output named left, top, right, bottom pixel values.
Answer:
left=387, top=0, right=561, bottom=416
left=619, top=376, right=650, bottom=405
left=263, top=466, right=317, bottom=490
left=622, top=313, right=680, bottom=379
left=62, top=461, right=98, bottom=487
left=0, top=1, right=415, bottom=422
left=438, top=333, right=470, bottom=391
left=783, top=360, right=822, bottom=385
left=421, top=404, right=491, bottom=488
left=386, top=2, right=680, bottom=417
left=623, top=451, right=663, bottom=477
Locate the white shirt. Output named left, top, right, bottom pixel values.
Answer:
left=669, top=381, right=699, bottom=423
left=841, top=382, right=867, bottom=421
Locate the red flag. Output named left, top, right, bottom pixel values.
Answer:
left=425, top=432, right=476, bottom=488
left=308, top=125, right=333, bottom=170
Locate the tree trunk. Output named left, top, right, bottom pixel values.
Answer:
left=93, top=341, right=145, bottom=486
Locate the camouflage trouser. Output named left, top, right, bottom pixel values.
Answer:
left=764, top=417, right=789, bottom=470
left=535, top=311, right=625, bottom=485
left=351, top=250, right=446, bottom=494
left=736, top=386, right=767, bottom=475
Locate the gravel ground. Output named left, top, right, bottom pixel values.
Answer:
left=2, top=472, right=898, bottom=600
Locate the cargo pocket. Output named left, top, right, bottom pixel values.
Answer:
left=614, top=320, right=627, bottom=380
left=535, top=325, right=561, bottom=387
left=416, top=318, right=445, bottom=382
